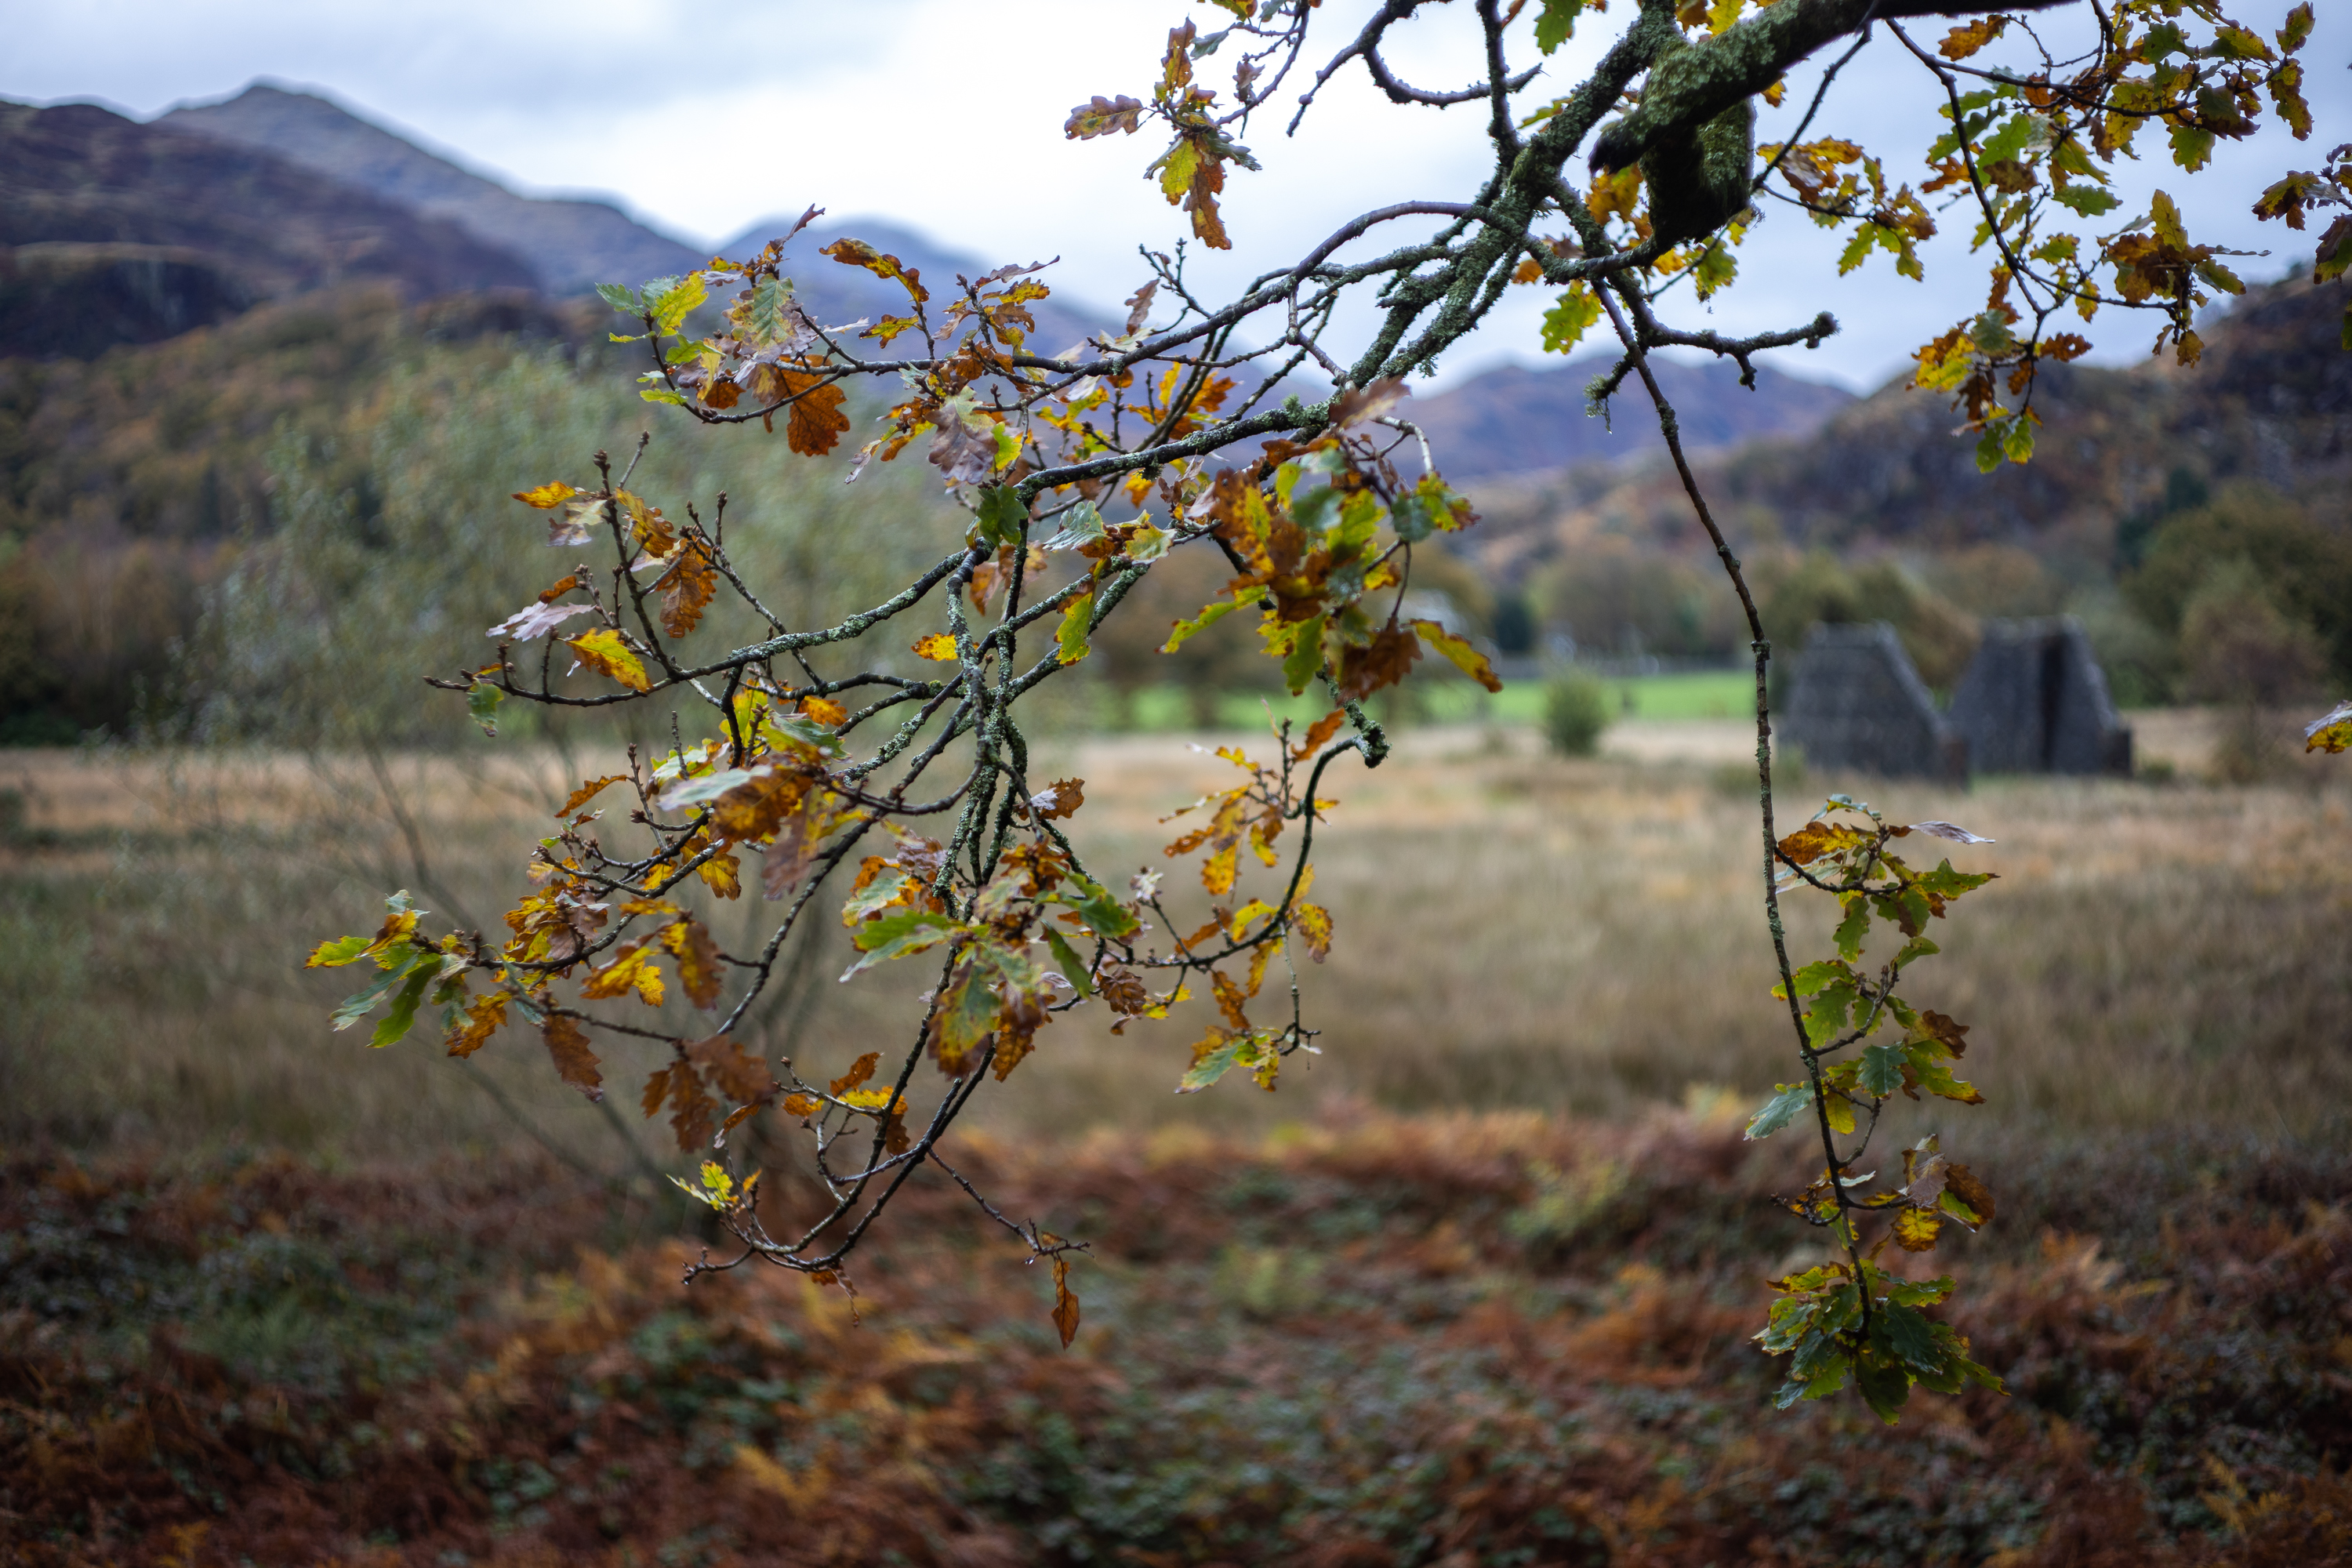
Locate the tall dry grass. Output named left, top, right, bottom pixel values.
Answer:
left=5, top=716, right=2347, bottom=1172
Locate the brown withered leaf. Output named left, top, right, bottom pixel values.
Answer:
left=1123, top=280, right=1159, bottom=336
left=641, top=1060, right=683, bottom=1120
left=688, top=1033, right=772, bottom=1105
left=1943, top=1163, right=1996, bottom=1225
left=1051, top=1255, right=1081, bottom=1348
left=1098, top=967, right=1149, bottom=1015
left=830, top=1051, right=880, bottom=1096
left=781, top=373, right=849, bottom=457
left=655, top=544, right=718, bottom=639
left=820, top=238, right=930, bottom=304
left=782, top=1091, right=820, bottom=1119
left=662, top=917, right=725, bottom=1009
left=762, top=806, right=830, bottom=901
left=543, top=1013, right=604, bottom=1099
left=1328, top=376, right=1409, bottom=430
left=1334, top=625, right=1421, bottom=702
left=1065, top=93, right=1145, bottom=140
left=1915, top=1009, right=1971, bottom=1056
left=927, top=413, right=1000, bottom=487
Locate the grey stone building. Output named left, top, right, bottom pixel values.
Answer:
left=1782, top=622, right=1969, bottom=781
left=1947, top=617, right=2132, bottom=775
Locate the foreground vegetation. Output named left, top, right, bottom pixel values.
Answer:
left=6, top=722, right=2349, bottom=1563
left=5, top=1111, right=2348, bottom=1567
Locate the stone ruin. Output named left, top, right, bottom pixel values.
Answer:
left=1947, top=617, right=2133, bottom=776
left=1782, top=622, right=1968, bottom=780
left=1782, top=617, right=2132, bottom=780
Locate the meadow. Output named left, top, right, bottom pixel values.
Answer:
left=4, top=706, right=2350, bottom=1566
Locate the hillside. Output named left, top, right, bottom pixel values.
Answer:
left=159, top=83, right=705, bottom=298
left=1471, top=272, right=2352, bottom=572
left=0, top=100, right=536, bottom=358
left=1409, top=351, right=1855, bottom=483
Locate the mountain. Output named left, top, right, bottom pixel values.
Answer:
left=0, top=100, right=538, bottom=358
left=1468, top=273, right=2352, bottom=572
left=1408, top=353, right=1857, bottom=483
left=158, top=84, right=703, bottom=297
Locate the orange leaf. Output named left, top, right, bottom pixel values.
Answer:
left=655, top=543, right=717, bottom=639
left=800, top=695, right=848, bottom=727
left=663, top=917, right=726, bottom=1009
left=782, top=373, right=850, bottom=457
left=444, top=992, right=506, bottom=1058
left=557, top=775, right=629, bottom=818
left=830, top=1051, right=880, bottom=1096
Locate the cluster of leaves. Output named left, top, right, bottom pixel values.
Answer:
left=298, top=0, right=2328, bottom=1410
left=1742, top=798, right=2002, bottom=1421
left=1873, top=2, right=2318, bottom=470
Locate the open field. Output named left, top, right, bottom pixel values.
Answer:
left=4, top=705, right=2346, bottom=1163
left=5, top=712, right=2350, bottom=1563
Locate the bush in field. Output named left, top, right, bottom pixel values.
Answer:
left=2127, top=482, right=2352, bottom=693
left=281, top=0, right=2332, bottom=1428
left=1543, top=669, right=1612, bottom=757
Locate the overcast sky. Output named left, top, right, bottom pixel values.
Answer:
left=9, top=0, right=2345, bottom=392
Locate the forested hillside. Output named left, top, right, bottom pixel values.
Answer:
left=1470, top=274, right=2352, bottom=711
left=0, top=100, right=537, bottom=358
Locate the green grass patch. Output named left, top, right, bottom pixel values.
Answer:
left=1104, top=668, right=1750, bottom=734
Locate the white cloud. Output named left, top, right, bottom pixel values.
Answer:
left=8, top=0, right=2343, bottom=393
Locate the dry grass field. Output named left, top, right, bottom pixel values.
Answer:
left=5, top=712, right=2351, bottom=1566
left=4, top=708, right=2347, bottom=1165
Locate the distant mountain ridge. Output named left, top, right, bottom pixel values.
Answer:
left=158, top=84, right=704, bottom=299
left=0, top=99, right=537, bottom=358
left=1406, top=354, right=1856, bottom=482
left=1467, top=272, right=2352, bottom=572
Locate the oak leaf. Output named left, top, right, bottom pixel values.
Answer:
left=488, top=600, right=596, bottom=643
left=781, top=372, right=849, bottom=457
left=663, top=918, right=726, bottom=1009
left=565, top=628, right=653, bottom=692
left=655, top=544, right=717, bottom=639
left=513, top=481, right=578, bottom=509
left=445, top=992, right=506, bottom=1058
left=1066, top=94, right=1145, bottom=140
left=557, top=775, right=629, bottom=818
left=543, top=1014, right=604, bottom=1099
